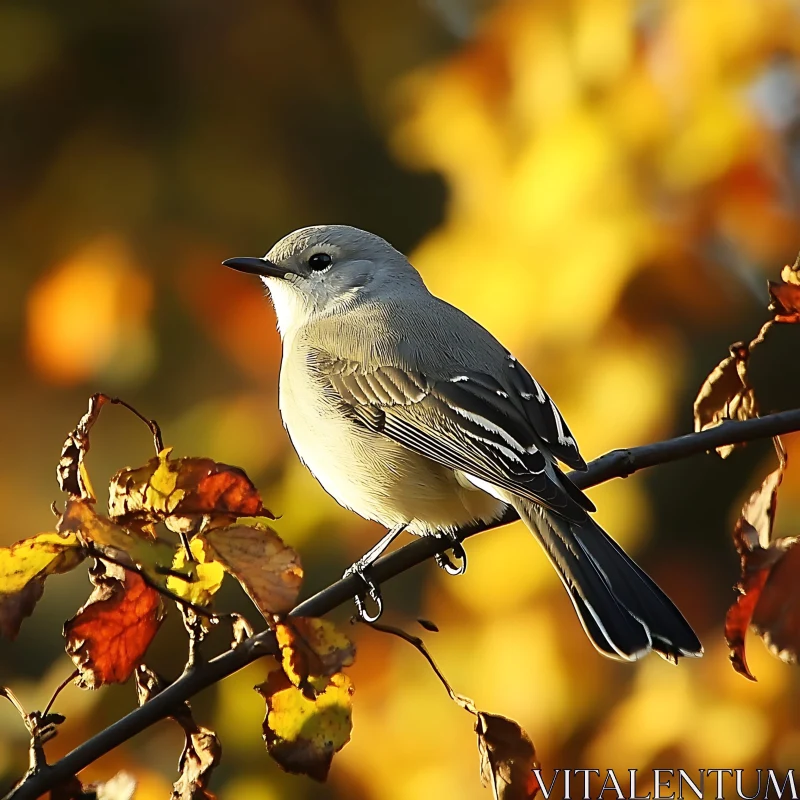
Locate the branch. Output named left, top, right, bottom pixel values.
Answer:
left=6, top=408, right=800, bottom=800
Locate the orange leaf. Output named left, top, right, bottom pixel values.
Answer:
left=725, top=462, right=794, bottom=680
left=476, top=712, right=540, bottom=800
left=751, top=540, right=800, bottom=667
left=108, top=450, right=273, bottom=526
left=64, top=562, right=164, bottom=688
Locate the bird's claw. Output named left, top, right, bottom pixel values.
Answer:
left=434, top=536, right=468, bottom=576
left=344, top=563, right=384, bottom=623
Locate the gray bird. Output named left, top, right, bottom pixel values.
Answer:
left=223, top=225, right=702, bottom=662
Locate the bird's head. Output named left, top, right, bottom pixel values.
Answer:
left=223, top=225, right=423, bottom=337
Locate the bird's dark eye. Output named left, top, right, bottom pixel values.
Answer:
left=308, top=252, right=333, bottom=271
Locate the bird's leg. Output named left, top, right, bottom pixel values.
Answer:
left=343, top=524, right=407, bottom=623
left=434, top=530, right=468, bottom=577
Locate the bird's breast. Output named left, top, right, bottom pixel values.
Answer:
left=277, top=344, right=505, bottom=533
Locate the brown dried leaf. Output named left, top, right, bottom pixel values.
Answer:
left=171, top=727, right=221, bottom=800
left=476, top=712, right=541, bottom=800
left=768, top=260, right=800, bottom=323
left=135, top=666, right=220, bottom=800
left=693, top=343, right=757, bottom=457
left=65, top=562, right=164, bottom=688
left=108, top=450, right=273, bottom=528
left=0, top=532, right=85, bottom=640
left=199, top=523, right=302, bottom=617
left=256, top=668, right=353, bottom=782
left=57, top=393, right=110, bottom=499
left=725, top=462, right=793, bottom=680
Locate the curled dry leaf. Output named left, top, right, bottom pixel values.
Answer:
left=256, top=668, right=354, bottom=783
left=275, top=618, right=356, bottom=693
left=108, top=449, right=273, bottom=528
left=135, top=666, right=221, bottom=800
left=768, top=259, right=800, bottom=324
left=725, top=460, right=800, bottom=680
left=751, top=542, right=800, bottom=665
left=0, top=531, right=84, bottom=640
left=693, top=343, right=757, bottom=457
left=172, top=727, right=221, bottom=800
left=477, top=712, right=541, bottom=800
left=199, top=523, right=302, bottom=617
left=65, top=561, right=164, bottom=688
left=57, top=393, right=110, bottom=499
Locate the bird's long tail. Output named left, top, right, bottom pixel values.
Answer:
left=513, top=498, right=702, bottom=662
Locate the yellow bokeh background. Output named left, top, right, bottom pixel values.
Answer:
left=2, top=1, right=800, bottom=798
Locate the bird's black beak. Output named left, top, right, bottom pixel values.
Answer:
left=222, top=256, right=288, bottom=279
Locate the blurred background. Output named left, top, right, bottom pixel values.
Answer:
left=2, top=0, right=800, bottom=797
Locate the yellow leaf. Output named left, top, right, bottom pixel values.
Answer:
left=276, top=619, right=356, bottom=688
left=256, top=669, right=353, bottom=782
left=0, top=531, right=85, bottom=639
left=168, top=538, right=225, bottom=607
left=199, top=522, right=302, bottom=616
left=0, top=531, right=83, bottom=593
left=146, top=448, right=185, bottom=514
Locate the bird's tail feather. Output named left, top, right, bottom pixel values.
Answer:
left=513, top=498, right=702, bottom=662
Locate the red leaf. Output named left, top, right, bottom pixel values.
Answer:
left=65, top=563, right=164, bottom=688
left=725, top=461, right=795, bottom=680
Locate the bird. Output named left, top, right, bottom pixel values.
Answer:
left=223, top=224, right=703, bottom=662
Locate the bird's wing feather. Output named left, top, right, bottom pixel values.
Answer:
left=320, top=356, right=593, bottom=518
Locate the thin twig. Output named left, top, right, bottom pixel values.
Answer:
left=0, top=687, right=28, bottom=723
left=107, top=397, right=164, bottom=454
left=6, top=406, right=800, bottom=800
left=42, top=671, right=79, bottom=719
left=365, top=621, right=476, bottom=713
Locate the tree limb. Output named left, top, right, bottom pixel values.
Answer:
left=6, top=408, right=800, bottom=800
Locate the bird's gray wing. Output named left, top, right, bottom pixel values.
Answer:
left=319, top=356, right=594, bottom=519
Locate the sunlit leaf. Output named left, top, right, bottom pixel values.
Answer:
left=65, top=562, right=164, bottom=688
left=693, top=342, right=757, bottom=457
left=108, top=449, right=273, bottom=526
left=0, top=532, right=84, bottom=640
left=199, top=523, right=302, bottom=617
left=256, top=668, right=353, bottom=782
left=275, top=618, right=355, bottom=692
left=168, top=538, right=225, bottom=608
left=476, top=711, right=541, bottom=800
